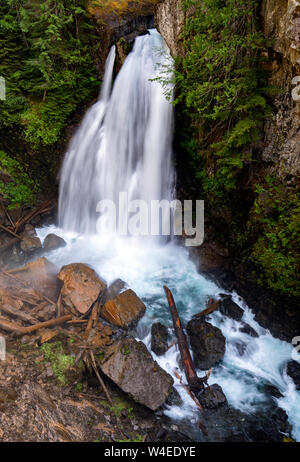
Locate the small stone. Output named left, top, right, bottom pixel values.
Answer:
left=239, top=322, right=259, bottom=338
left=151, top=322, right=169, bottom=356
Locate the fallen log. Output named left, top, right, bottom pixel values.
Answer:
left=195, top=299, right=220, bottom=318
left=0, top=303, right=38, bottom=325
left=164, top=285, right=207, bottom=395
left=0, top=316, right=23, bottom=333
left=12, top=314, right=72, bottom=337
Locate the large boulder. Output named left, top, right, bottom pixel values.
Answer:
left=100, top=289, right=146, bottom=328
left=198, top=384, right=227, bottom=409
left=186, top=319, right=226, bottom=370
left=151, top=322, right=169, bottom=356
left=43, top=234, right=67, bottom=252
left=58, top=263, right=106, bottom=316
left=219, top=295, right=244, bottom=321
left=286, top=360, right=300, bottom=390
left=100, top=337, right=173, bottom=411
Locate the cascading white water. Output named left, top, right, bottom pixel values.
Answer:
left=59, top=30, right=174, bottom=236
left=37, top=29, right=300, bottom=441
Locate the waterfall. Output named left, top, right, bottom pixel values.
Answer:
left=58, top=30, right=175, bottom=236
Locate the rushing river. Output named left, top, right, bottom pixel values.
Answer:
left=39, top=29, right=300, bottom=441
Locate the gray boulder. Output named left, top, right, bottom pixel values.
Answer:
left=100, top=337, right=173, bottom=411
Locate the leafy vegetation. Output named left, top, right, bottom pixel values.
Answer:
left=245, top=177, right=300, bottom=297
left=0, top=0, right=99, bottom=148
left=0, top=150, right=37, bottom=208
left=41, top=341, right=75, bottom=385
left=175, top=0, right=271, bottom=197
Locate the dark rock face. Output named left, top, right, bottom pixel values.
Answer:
left=263, top=384, right=284, bottom=399
left=186, top=319, right=226, bottom=370
left=198, top=384, right=227, bottom=409
left=219, top=295, right=243, bottom=321
left=43, top=234, right=67, bottom=252
left=200, top=403, right=292, bottom=442
left=100, top=337, right=174, bottom=411
left=286, top=360, right=300, bottom=390
left=239, top=322, right=258, bottom=338
left=151, top=322, right=169, bottom=356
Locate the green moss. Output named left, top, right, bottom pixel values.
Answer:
left=41, top=341, right=75, bottom=386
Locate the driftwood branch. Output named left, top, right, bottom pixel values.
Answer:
left=0, top=304, right=38, bottom=325
left=195, top=299, right=220, bottom=318
left=164, top=285, right=207, bottom=394
left=12, top=314, right=72, bottom=337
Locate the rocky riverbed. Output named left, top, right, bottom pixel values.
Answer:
left=0, top=222, right=298, bottom=442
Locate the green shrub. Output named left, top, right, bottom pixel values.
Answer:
left=174, top=0, right=271, bottom=197
left=0, top=150, right=37, bottom=208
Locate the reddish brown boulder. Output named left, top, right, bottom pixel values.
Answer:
left=100, top=289, right=146, bottom=328
left=58, top=263, right=106, bottom=316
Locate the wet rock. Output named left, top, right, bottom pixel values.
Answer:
left=100, top=337, right=173, bottom=411
left=165, top=387, right=183, bottom=407
left=286, top=360, right=300, bottom=390
left=198, top=384, right=227, bottom=409
left=100, top=289, right=146, bottom=329
left=186, top=319, right=226, bottom=370
left=151, top=322, right=168, bottom=356
left=20, top=225, right=42, bottom=254
left=263, top=384, right=283, bottom=399
left=103, top=279, right=127, bottom=304
left=239, top=322, right=258, bottom=338
left=219, top=295, right=243, bottom=321
left=43, top=234, right=67, bottom=252
left=58, top=263, right=107, bottom=315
